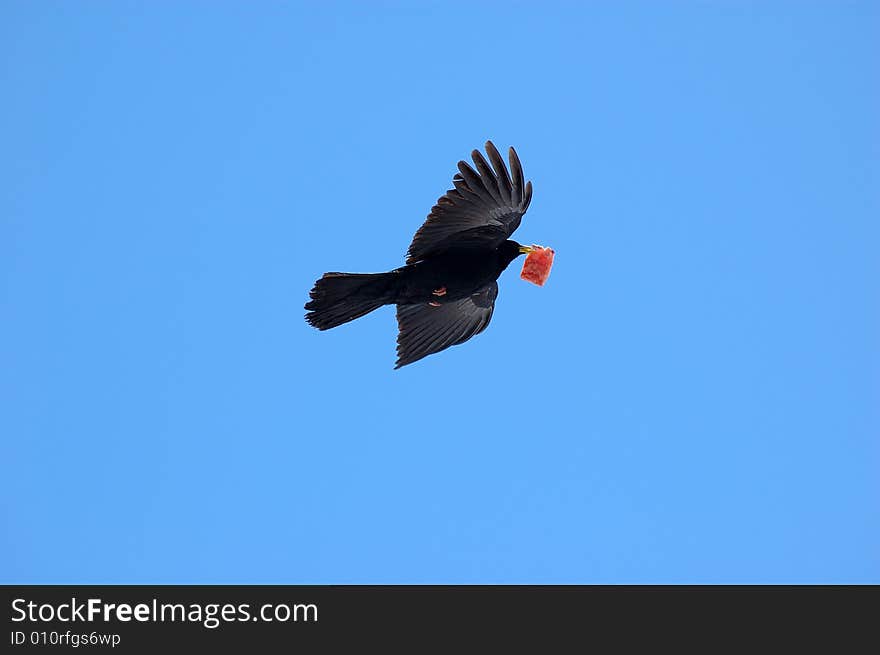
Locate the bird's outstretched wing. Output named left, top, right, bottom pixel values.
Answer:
left=405, top=141, right=533, bottom=264
left=394, top=283, right=498, bottom=368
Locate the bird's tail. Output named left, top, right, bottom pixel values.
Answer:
left=304, top=272, right=394, bottom=330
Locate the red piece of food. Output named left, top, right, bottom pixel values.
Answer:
left=520, top=246, right=555, bottom=286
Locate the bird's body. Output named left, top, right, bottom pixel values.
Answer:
left=389, top=241, right=522, bottom=305
left=305, top=141, right=547, bottom=368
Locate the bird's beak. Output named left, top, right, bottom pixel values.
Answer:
left=519, top=245, right=536, bottom=254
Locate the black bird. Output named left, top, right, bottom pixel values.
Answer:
left=305, top=140, right=545, bottom=368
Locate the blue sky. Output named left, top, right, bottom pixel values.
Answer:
left=2, top=2, right=877, bottom=583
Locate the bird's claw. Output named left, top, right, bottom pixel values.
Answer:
left=428, top=301, right=441, bottom=307
left=432, top=287, right=447, bottom=297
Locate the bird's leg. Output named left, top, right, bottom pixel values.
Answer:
left=428, top=301, right=441, bottom=307
left=432, top=286, right=447, bottom=297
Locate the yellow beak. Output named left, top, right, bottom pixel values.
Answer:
left=518, top=245, right=535, bottom=254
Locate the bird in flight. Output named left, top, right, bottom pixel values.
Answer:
left=305, top=140, right=552, bottom=368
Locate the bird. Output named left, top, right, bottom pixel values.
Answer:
left=305, top=140, right=547, bottom=369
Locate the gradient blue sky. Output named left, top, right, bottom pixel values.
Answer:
left=2, top=2, right=878, bottom=583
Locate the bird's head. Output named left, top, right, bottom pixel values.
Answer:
left=501, top=240, right=534, bottom=261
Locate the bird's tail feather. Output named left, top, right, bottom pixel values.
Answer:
left=305, top=272, right=393, bottom=330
